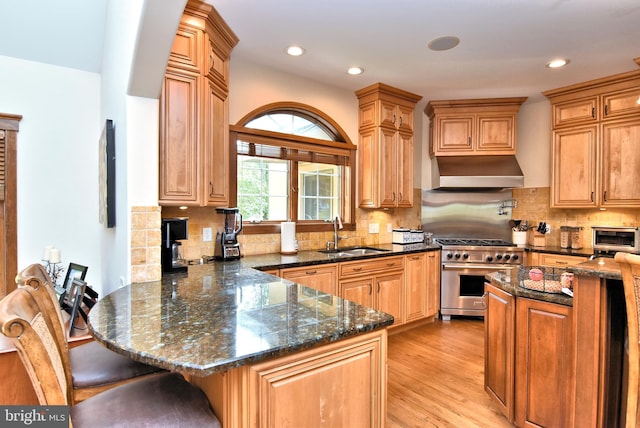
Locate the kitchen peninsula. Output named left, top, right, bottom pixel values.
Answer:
left=485, top=258, right=626, bottom=427
left=88, top=245, right=438, bottom=428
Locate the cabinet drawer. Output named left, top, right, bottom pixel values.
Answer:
left=602, top=88, right=640, bottom=119
left=536, top=253, right=588, bottom=267
left=339, top=256, right=404, bottom=278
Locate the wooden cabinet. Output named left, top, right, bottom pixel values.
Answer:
left=355, top=83, right=422, bottom=208
left=484, top=285, right=574, bottom=427
left=280, top=264, right=337, bottom=295
left=527, top=252, right=588, bottom=267
left=405, top=252, right=441, bottom=322
left=159, top=1, right=238, bottom=207
left=425, top=98, right=527, bottom=156
left=194, top=329, right=388, bottom=428
left=484, top=283, right=515, bottom=422
left=515, top=298, right=573, bottom=428
left=0, top=114, right=19, bottom=299
left=544, top=69, right=640, bottom=208
left=339, top=256, right=405, bottom=326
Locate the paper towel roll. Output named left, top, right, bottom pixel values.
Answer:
left=281, top=221, right=297, bottom=254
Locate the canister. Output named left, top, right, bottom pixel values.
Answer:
left=569, top=226, right=583, bottom=249
left=560, top=226, right=571, bottom=249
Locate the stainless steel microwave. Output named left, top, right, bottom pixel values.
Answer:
left=592, top=226, right=640, bottom=256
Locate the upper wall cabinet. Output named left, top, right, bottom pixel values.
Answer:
left=159, top=0, right=238, bottom=207
left=544, top=65, right=640, bottom=208
left=425, top=98, right=527, bottom=157
left=355, top=83, right=422, bottom=209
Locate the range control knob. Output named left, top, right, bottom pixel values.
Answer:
left=495, top=254, right=503, bottom=260
left=504, top=254, right=511, bottom=261
left=462, top=253, right=469, bottom=259
left=454, top=253, right=461, bottom=259
left=486, top=256, right=494, bottom=262
left=447, top=253, right=453, bottom=259
left=512, top=254, right=519, bottom=261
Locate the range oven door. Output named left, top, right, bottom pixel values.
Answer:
left=440, top=263, right=513, bottom=320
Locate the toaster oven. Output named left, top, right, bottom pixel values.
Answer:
left=592, top=226, right=640, bottom=257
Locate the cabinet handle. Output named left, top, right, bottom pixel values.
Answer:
left=392, top=192, right=396, bottom=202
left=603, top=190, right=607, bottom=202
left=305, top=270, right=317, bottom=275
left=353, top=267, right=362, bottom=272
left=387, top=262, right=396, bottom=267
left=555, top=261, right=568, bottom=265
left=399, top=192, right=403, bottom=201
left=399, top=116, right=403, bottom=127
left=591, top=107, right=595, bottom=118
left=392, top=114, right=396, bottom=125
left=368, top=284, right=372, bottom=295
left=209, top=181, right=214, bottom=197
left=377, top=282, right=381, bottom=293
left=411, top=256, right=420, bottom=260
left=468, top=136, right=471, bottom=145
left=591, top=192, right=594, bottom=202
left=604, top=105, right=608, bottom=116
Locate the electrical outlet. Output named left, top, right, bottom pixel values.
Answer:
left=203, top=227, right=212, bottom=242
left=369, top=223, right=380, bottom=234
left=387, top=223, right=393, bottom=233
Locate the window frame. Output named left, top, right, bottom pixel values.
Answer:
left=230, top=102, right=357, bottom=234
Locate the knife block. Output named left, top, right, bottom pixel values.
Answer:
left=529, top=231, right=546, bottom=247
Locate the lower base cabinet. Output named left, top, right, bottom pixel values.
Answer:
left=280, top=264, right=337, bottom=295
left=485, top=284, right=574, bottom=427
left=190, top=329, right=387, bottom=428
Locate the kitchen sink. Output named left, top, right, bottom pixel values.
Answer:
left=318, top=246, right=390, bottom=256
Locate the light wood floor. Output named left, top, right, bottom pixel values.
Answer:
left=386, top=318, right=513, bottom=428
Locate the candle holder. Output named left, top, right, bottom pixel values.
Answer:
left=43, top=260, right=64, bottom=285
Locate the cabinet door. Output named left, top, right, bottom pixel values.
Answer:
left=426, top=251, right=440, bottom=318
left=375, top=272, right=404, bottom=326
left=602, top=88, right=640, bottom=119
left=600, top=120, right=640, bottom=207
left=396, top=131, right=414, bottom=207
left=476, top=113, right=516, bottom=154
left=340, top=277, right=374, bottom=309
left=281, top=264, right=337, bottom=295
left=515, top=298, right=573, bottom=428
left=357, top=127, right=378, bottom=208
left=168, top=23, right=202, bottom=74
left=434, top=115, right=473, bottom=153
left=550, top=125, right=598, bottom=208
left=396, top=104, right=415, bottom=133
left=159, top=69, right=200, bottom=205
left=405, top=254, right=427, bottom=322
left=484, top=283, right=515, bottom=422
left=551, top=96, right=598, bottom=127
left=379, top=127, right=398, bottom=208
left=202, top=79, right=229, bottom=206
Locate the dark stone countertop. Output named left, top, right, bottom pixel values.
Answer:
left=525, top=245, right=594, bottom=258
left=485, top=256, right=622, bottom=307
left=88, top=244, right=439, bottom=376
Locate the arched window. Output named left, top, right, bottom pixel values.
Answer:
left=231, top=102, right=356, bottom=233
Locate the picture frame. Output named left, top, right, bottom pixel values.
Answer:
left=66, top=278, right=87, bottom=337
left=99, top=119, right=116, bottom=228
left=58, top=263, right=88, bottom=305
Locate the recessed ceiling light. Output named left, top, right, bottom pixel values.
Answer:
left=347, top=67, right=364, bottom=75
left=546, top=58, right=570, bottom=68
left=428, top=36, right=460, bottom=52
left=286, top=45, right=305, bottom=56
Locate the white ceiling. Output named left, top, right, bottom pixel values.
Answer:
left=1, top=0, right=639, bottom=103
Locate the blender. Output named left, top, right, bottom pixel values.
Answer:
left=214, top=208, right=243, bottom=260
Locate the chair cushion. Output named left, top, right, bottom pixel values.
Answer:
left=70, top=341, right=164, bottom=388
left=71, top=372, right=221, bottom=427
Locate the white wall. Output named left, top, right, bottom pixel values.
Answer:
left=0, top=55, right=103, bottom=290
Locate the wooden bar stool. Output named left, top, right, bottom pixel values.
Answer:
left=16, top=264, right=165, bottom=403
left=0, top=287, right=221, bottom=427
left=615, top=251, right=640, bottom=428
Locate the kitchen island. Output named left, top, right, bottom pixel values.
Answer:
left=485, top=257, right=626, bottom=427
left=88, top=261, right=395, bottom=427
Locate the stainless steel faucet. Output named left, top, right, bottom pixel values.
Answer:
left=333, top=215, right=343, bottom=250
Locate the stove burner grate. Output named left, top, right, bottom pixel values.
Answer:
left=435, top=238, right=515, bottom=247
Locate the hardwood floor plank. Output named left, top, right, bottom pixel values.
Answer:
left=387, top=318, right=513, bottom=427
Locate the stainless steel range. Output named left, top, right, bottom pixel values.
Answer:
left=437, top=238, right=523, bottom=320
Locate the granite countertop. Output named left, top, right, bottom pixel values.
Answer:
left=525, top=245, right=594, bottom=258
left=88, top=244, right=438, bottom=375
left=485, top=256, right=622, bottom=307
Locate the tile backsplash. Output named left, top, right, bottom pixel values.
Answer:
left=512, top=187, right=640, bottom=249
left=162, top=189, right=422, bottom=260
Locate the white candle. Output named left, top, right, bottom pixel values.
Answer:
left=49, top=248, right=61, bottom=264
left=43, top=245, right=52, bottom=261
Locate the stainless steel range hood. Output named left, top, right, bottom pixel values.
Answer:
left=431, top=155, right=524, bottom=189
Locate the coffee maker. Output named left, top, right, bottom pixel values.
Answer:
left=214, top=208, right=243, bottom=260
left=161, top=218, right=188, bottom=273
